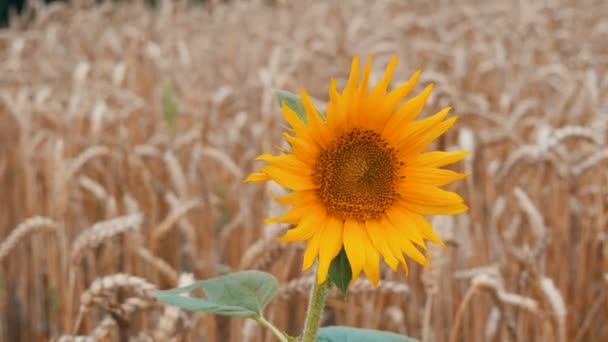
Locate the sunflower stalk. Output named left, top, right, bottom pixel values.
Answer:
left=301, top=265, right=332, bottom=342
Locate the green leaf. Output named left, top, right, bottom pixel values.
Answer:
left=317, top=326, right=419, bottom=342
left=275, top=90, right=307, bottom=123
left=163, top=82, right=178, bottom=138
left=153, top=271, right=278, bottom=317
left=328, top=249, right=352, bottom=296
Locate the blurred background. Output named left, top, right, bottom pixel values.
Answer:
left=1, top=0, right=607, bottom=341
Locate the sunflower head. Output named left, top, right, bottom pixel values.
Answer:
left=246, top=55, right=468, bottom=286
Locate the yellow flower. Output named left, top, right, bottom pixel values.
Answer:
left=246, top=55, right=468, bottom=285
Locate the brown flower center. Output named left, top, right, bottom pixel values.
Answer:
left=313, top=128, right=401, bottom=221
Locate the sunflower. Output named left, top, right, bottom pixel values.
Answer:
left=245, top=55, right=468, bottom=285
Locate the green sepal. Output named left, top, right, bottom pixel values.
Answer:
left=328, top=249, right=352, bottom=297
left=275, top=89, right=307, bottom=123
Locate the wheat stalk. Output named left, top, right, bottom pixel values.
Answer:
left=150, top=199, right=201, bottom=246
left=539, top=277, right=566, bottom=342
left=78, top=176, right=118, bottom=217
left=572, top=149, right=608, bottom=176
left=0, top=216, right=61, bottom=262
left=450, top=273, right=539, bottom=342
left=78, top=274, right=157, bottom=311
left=134, top=144, right=163, bottom=159
left=200, top=147, right=244, bottom=180
left=513, top=187, right=550, bottom=260
left=499, top=145, right=567, bottom=180
left=574, top=289, right=607, bottom=342
left=73, top=273, right=157, bottom=334
left=66, top=145, right=111, bottom=178
left=71, top=213, right=143, bottom=264
left=137, top=247, right=179, bottom=285
left=421, top=215, right=454, bottom=342
left=239, top=238, right=304, bottom=270
left=163, top=150, right=188, bottom=198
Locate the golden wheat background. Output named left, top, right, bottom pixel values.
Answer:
left=1, top=0, right=607, bottom=341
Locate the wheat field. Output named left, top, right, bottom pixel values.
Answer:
left=0, top=0, right=607, bottom=341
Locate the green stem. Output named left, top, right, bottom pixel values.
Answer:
left=301, top=268, right=332, bottom=342
left=252, top=314, right=289, bottom=342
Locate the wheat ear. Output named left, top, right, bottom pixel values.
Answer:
left=0, top=216, right=61, bottom=262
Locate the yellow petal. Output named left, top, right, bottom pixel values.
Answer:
left=243, top=172, right=271, bottom=183
left=400, top=260, right=409, bottom=276
left=341, top=57, right=362, bottom=129
left=365, top=69, right=421, bottom=131
left=343, top=55, right=360, bottom=96
left=365, top=220, right=399, bottom=271
left=382, top=84, right=434, bottom=140
left=397, top=116, right=458, bottom=158
left=362, top=236, right=380, bottom=286
left=399, top=184, right=465, bottom=206
left=272, top=189, right=317, bottom=205
left=300, top=90, right=330, bottom=147
left=343, top=220, right=369, bottom=281
left=384, top=212, right=429, bottom=265
left=316, top=217, right=344, bottom=284
left=357, top=54, right=373, bottom=97
left=260, top=165, right=316, bottom=190
left=386, top=104, right=449, bottom=149
left=329, top=77, right=340, bottom=100
left=400, top=200, right=469, bottom=216
left=399, top=167, right=468, bottom=186
left=384, top=207, right=426, bottom=250
left=362, top=56, right=401, bottom=130
left=277, top=208, right=325, bottom=242
left=384, top=215, right=426, bottom=273
left=413, top=150, right=469, bottom=168
left=283, top=133, right=318, bottom=164
left=256, top=153, right=312, bottom=173
left=384, top=69, right=421, bottom=111
left=326, top=78, right=346, bottom=132
left=380, top=219, right=409, bottom=266
left=303, top=228, right=324, bottom=271
left=407, top=212, right=444, bottom=246
left=281, top=103, right=309, bottom=138
left=399, top=238, right=427, bottom=266
left=369, top=55, right=398, bottom=98
left=264, top=204, right=313, bottom=224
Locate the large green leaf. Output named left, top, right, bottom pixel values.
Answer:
left=153, top=271, right=278, bottom=317
left=328, top=249, right=352, bottom=296
left=275, top=89, right=307, bottom=123
left=317, top=326, right=418, bottom=342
